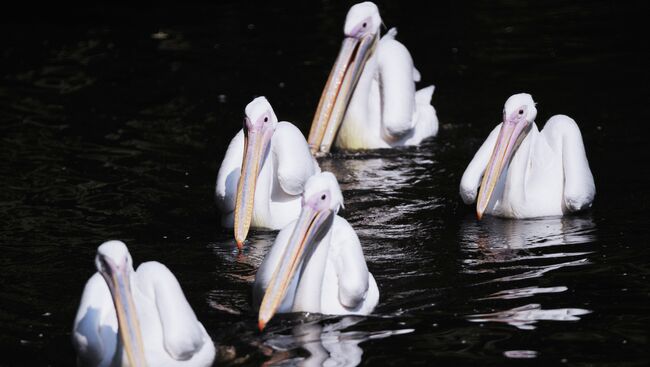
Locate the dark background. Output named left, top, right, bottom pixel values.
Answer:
left=1, top=1, right=649, bottom=366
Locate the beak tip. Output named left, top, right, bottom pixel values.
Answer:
left=236, top=240, right=244, bottom=250
left=258, top=319, right=266, bottom=331
left=476, top=210, right=483, bottom=220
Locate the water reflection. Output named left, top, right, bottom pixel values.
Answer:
left=263, top=316, right=414, bottom=367
left=319, top=151, right=435, bottom=193
left=314, top=150, right=444, bottom=316
left=469, top=303, right=591, bottom=331
left=460, top=215, right=596, bottom=329
left=206, top=230, right=278, bottom=315
left=318, top=149, right=439, bottom=258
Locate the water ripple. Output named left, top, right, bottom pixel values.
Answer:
left=460, top=216, right=596, bottom=329
left=468, top=303, right=592, bottom=330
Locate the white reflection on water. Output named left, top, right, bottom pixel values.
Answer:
left=263, top=317, right=414, bottom=367
left=503, top=349, right=539, bottom=359
left=468, top=303, right=591, bottom=330
left=460, top=215, right=596, bottom=329
left=317, top=151, right=438, bottom=265
left=461, top=215, right=596, bottom=258
left=479, top=285, right=568, bottom=300
left=318, top=152, right=434, bottom=193
left=460, top=215, right=596, bottom=276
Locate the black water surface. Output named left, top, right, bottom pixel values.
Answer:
left=1, top=1, right=649, bottom=366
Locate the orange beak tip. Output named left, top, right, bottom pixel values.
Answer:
left=476, top=211, right=483, bottom=220
left=258, top=319, right=266, bottom=331
left=236, top=240, right=244, bottom=250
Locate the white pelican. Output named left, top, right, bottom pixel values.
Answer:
left=215, top=96, right=320, bottom=248
left=308, top=1, right=438, bottom=154
left=460, top=93, right=596, bottom=219
left=252, top=172, right=379, bottom=330
left=72, top=241, right=215, bottom=367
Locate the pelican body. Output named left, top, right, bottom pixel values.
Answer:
left=216, top=97, right=320, bottom=248
left=253, top=172, right=379, bottom=330
left=460, top=93, right=595, bottom=219
left=308, top=1, right=438, bottom=154
left=72, top=241, right=215, bottom=367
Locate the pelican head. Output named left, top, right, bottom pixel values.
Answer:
left=234, top=97, right=278, bottom=249
left=476, top=93, right=537, bottom=219
left=95, top=241, right=147, bottom=367
left=308, top=2, right=381, bottom=154
left=344, top=2, right=382, bottom=37
left=258, top=172, right=343, bottom=330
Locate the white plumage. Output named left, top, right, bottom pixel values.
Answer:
left=72, top=241, right=215, bottom=367
left=336, top=28, right=438, bottom=149
left=216, top=97, right=320, bottom=246
left=253, top=172, right=379, bottom=329
left=460, top=93, right=595, bottom=219
left=308, top=2, right=438, bottom=154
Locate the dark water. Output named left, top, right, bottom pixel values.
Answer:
left=1, top=1, right=649, bottom=366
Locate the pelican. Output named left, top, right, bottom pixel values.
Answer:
left=308, top=1, right=438, bottom=154
left=460, top=93, right=596, bottom=219
left=72, top=241, right=215, bottom=367
left=252, top=172, right=379, bottom=330
left=215, top=96, right=320, bottom=248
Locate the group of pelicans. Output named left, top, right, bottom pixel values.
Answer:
left=71, top=2, right=596, bottom=366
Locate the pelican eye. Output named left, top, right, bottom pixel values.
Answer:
left=362, top=22, right=367, bottom=28
left=264, top=116, right=268, bottom=122
left=321, top=194, right=326, bottom=200
left=518, top=109, right=524, bottom=115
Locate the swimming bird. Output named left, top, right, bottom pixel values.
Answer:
left=72, top=241, right=215, bottom=367
left=253, top=172, right=379, bottom=330
left=460, top=93, right=595, bottom=219
left=308, top=1, right=438, bottom=154
left=216, top=96, right=320, bottom=248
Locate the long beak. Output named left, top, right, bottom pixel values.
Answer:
left=100, top=263, right=148, bottom=367
left=233, top=124, right=274, bottom=249
left=308, top=34, right=377, bottom=155
left=476, top=118, right=531, bottom=219
left=257, top=206, right=334, bottom=330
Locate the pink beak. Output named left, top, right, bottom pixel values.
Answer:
left=476, top=107, right=531, bottom=219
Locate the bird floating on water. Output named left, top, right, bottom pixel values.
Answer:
left=72, top=240, right=215, bottom=367
left=460, top=93, right=595, bottom=219
left=253, top=172, right=379, bottom=330
left=216, top=96, right=320, bottom=248
left=308, top=1, right=438, bottom=154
